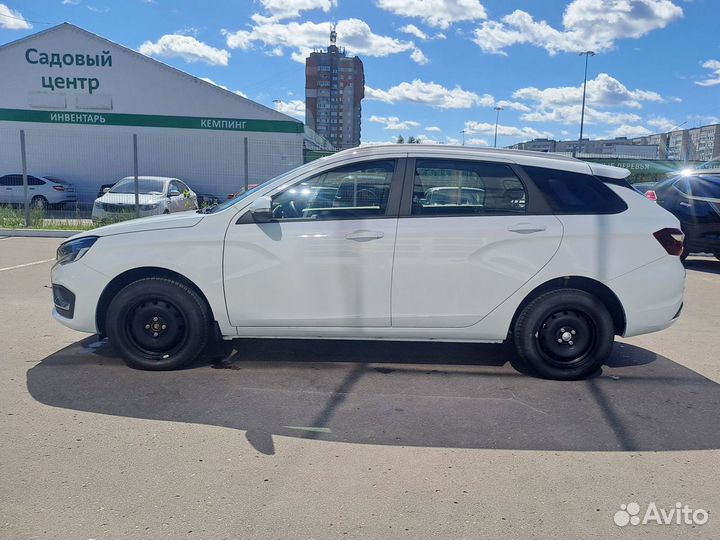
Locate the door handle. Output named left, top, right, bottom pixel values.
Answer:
left=679, top=201, right=691, bottom=207
left=345, top=230, right=384, bottom=241
left=507, top=223, right=547, bottom=234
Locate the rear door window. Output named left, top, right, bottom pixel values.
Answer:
left=687, top=176, right=720, bottom=199
left=411, top=159, right=527, bottom=216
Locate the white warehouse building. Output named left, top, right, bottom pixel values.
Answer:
left=0, top=23, right=306, bottom=209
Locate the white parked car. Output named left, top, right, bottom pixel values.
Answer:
left=91, top=176, right=197, bottom=222
left=0, top=174, right=77, bottom=209
left=52, top=145, right=685, bottom=380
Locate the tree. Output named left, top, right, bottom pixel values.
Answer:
left=396, top=135, right=405, bottom=144
left=407, top=135, right=416, bottom=144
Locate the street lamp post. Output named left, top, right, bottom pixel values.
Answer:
left=577, top=51, right=595, bottom=157
left=493, top=106, right=504, bottom=148
left=272, top=99, right=281, bottom=111
left=460, top=129, right=466, bottom=146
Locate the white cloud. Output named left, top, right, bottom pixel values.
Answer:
left=513, top=73, right=662, bottom=110
left=0, top=3, right=32, bottom=29
left=466, top=137, right=489, bottom=146
left=410, top=48, right=429, bottom=64
left=253, top=0, right=337, bottom=21
left=200, top=77, right=248, bottom=98
left=425, top=126, right=442, bottom=132
left=139, top=34, right=230, bottom=66
left=62, top=0, right=81, bottom=4
left=199, top=77, right=228, bottom=90
left=399, top=24, right=428, bottom=40
left=497, top=99, right=530, bottom=112
left=366, top=79, right=494, bottom=109
left=464, top=121, right=552, bottom=140
left=223, top=18, right=419, bottom=63
left=696, top=59, right=720, bottom=87
left=377, top=0, right=487, bottom=29
left=473, top=0, right=683, bottom=55
left=647, top=116, right=678, bottom=132
left=275, top=99, right=306, bottom=119
left=511, top=73, right=662, bottom=127
left=370, top=115, right=421, bottom=130
left=521, top=105, right=641, bottom=125
left=611, top=124, right=652, bottom=138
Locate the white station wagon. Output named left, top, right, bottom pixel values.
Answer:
left=51, top=145, right=686, bottom=380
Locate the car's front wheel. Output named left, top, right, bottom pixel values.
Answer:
left=106, top=277, right=210, bottom=370
left=512, top=289, right=614, bottom=380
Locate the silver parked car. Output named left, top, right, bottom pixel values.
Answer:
left=91, top=176, right=198, bottom=222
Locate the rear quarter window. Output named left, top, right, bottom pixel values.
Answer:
left=522, top=166, right=628, bottom=214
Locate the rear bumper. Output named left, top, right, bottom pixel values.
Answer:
left=610, top=256, right=686, bottom=337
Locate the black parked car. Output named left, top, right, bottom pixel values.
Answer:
left=646, top=171, right=720, bottom=260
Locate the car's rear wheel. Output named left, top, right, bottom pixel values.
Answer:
left=106, top=277, right=210, bottom=370
left=30, top=196, right=48, bottom=210
left=512, top=289, right=614, bottom=380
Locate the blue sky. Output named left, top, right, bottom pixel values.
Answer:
left=2, top=0, right=719, bottom=147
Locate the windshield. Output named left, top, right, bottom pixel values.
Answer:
left=110, top=178, right=166, bottom=195
left=204, top=160, right=323, bottom=214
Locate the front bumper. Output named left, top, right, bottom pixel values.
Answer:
left=51, top=259, right=110, bottom=333
left=91, top=206, right=161, bottom=222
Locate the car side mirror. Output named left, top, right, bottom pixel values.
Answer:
left=102, top=187, right=110, bottom=194
left=248, top=195, right=273, bottom=223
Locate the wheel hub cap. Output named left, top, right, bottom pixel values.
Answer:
left=127, top=300, right=185, bottom=355
left=537, top=310, right=595, bottom=367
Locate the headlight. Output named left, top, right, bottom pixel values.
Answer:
left=56, top=236, right=98, bottom=265
left=139, top=204, right=159, bottom=211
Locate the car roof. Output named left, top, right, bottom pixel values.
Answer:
left=333, top=144, right=629, bottom=179
left=119, top=176, right=175, bottom=182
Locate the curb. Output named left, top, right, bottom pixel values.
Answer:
left=0, top=229, right=79, bottom=238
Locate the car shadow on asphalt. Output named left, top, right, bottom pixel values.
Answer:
left=684, top=258, right=720, bottom=275
left=26, top=337, right=720, bottom=455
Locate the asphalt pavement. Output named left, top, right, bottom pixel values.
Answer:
left=1, top=236, right=718, bottom=539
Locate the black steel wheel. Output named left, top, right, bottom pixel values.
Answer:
left=512, top=288, right=614, bottom=380
left=106, top=277, right=210, bottom=370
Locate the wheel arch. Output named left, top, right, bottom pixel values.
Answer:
left=95, top=266, right=215, bottom=337
left=510, top=276, right=626, bottom=336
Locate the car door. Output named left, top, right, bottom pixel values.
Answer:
left=27, top=176, right=46, bottom=201
left=0, top=175, right=14, bottom=204
left=167, top=181, right=185, bottom=212
left=391, top=157, right=563, bottom=328
left=673, top=176, right=720, bottom=247
left=176, top=180, right=197, bottom=209
left=0, top=175, right=23, bottom=205
left=223, top=158, right=404, bottom=327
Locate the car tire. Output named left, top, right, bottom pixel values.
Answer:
left=512, top=288, right=614, bottom=381
left=106, top=277, right=210, bottom=370
left=30, top=196, right=48, bottom=210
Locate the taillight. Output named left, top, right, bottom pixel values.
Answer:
left=52, top=185, right=65, bottom=192
left=645, top=190, right=657, bottom=201
left=653, top=228, right=684, bottom=256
